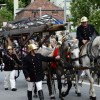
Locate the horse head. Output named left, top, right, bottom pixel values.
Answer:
left=60, top=38, right=80, bottom=67
left=67, top=39, right=80, bottom=67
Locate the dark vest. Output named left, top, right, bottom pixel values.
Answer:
left=76, top=24, right=99, bottom=47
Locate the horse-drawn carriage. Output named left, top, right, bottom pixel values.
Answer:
left=0, top=17, right=100, bottom=100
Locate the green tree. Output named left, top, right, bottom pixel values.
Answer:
left=19, top=0, right=26, bottom=8
left=89, top=0, right=100, bottom=8
left=21, top=0, right=31, bottom=7
left=0, top=7, right=13, bottom=20
left=0, top=8, right=13, bottom=27
left=6, top=0, right=13, bottom=13
left=0, top=0, right=6, bottom=4
left=0, top=0, right=13, bottom=13
left=89, top=10, right=100, bottom=33
left=0, top=15, right=5, bottom=27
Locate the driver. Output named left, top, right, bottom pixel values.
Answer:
left=76, top=16, right=99, bottom=48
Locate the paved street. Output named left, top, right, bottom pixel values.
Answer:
left=0, top=71, right=100, bottom=100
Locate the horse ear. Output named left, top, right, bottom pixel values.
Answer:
left=68, top=42, right=71, bottom=47
left=73, top=38, right=78, bottom=43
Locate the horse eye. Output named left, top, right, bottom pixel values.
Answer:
left=71, top=52, right=73, bottom=55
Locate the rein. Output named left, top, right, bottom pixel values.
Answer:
left=69, top=46, right=87, bottom=61
left=71, top=54, right=87, bottom=61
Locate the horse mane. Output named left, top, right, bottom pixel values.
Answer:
left=92, top=36, right=100, bottom=46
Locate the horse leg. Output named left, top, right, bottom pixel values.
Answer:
left=86, top=70, right=96, bottom=100
left=65, top=80, right=72, bottom=96
left=57, top=75, right=64, bottom=100
left=47, top=73, right=55, bottom=99
left=75, top=73, right=81, bottom=96
left=62, top=80, right=72, bottom=97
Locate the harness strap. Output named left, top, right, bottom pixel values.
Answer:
left=71, top=54, right=87, bottom=61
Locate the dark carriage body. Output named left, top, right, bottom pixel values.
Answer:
left=0, top=18, right=67, bottom=72
left=0, top=23, right=66, bottom=47
left=0, top=24, right=66, bottom=36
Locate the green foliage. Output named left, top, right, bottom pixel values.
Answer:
left=0, top=0, right=13, bottom=13
left=21, top=0, right=31, bottom=7
left=6, top=0, right=13, bottom=13
left=89, top=0, right=100, bottom=8
left=70, top=0, right=100, bottom=33
left=0, top=15, right=5, bottom=27
left=19, top=0, right=26, bottom=8
left=0, top=8, right=13, bottom=21
left=0, top=8, right=13, bottom=27
left=89, top=10, right=100, bottom=33
left=0, top=0, right=6, bottom=4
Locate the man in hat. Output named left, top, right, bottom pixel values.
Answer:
left=3, top=45, right=22, bottom=91
left=76, top=16, right=99, bottom=48
left=23, top=43, right=60, bottom=100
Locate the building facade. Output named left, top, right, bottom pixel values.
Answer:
left=15, top=0, right=64, bottom=21
left=50, top=0, right=71, bottom=17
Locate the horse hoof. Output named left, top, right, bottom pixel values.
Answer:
left=50, top=98, right=55, bottom=100
left=75, top=91, right=77, bottom=94
left=33, top=94, right=38, bottom=98
left=77, top=93, right=81, bottom=97
left=50, top=95, right=55, bottom=100
left=90, top=96, right=96, bottom=100
left=62, top=91, right=69, bottom=97
left=59, top=95, right=64, bottom=100
left=75, top=91, right=81, bottom=97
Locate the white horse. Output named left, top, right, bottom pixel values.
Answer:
left=78, top=36, right=100, bottom=100
left=65, top=39, right=81, bottom=96
left=55, top=33, right=87, bottom=98
left=61, top=37, right=81, bottom=97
